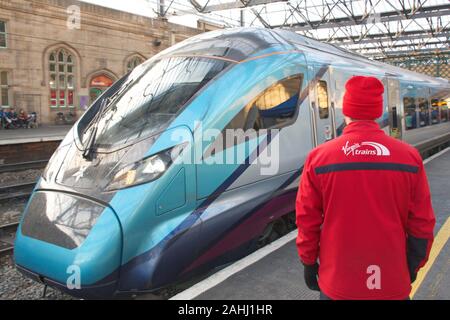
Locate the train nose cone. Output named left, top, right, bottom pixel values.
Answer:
left=14, top=191, right=122, bottom=299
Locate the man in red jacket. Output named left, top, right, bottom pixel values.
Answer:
left=296, top=76, right=435, bottom=300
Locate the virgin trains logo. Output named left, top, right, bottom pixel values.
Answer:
left=342, top=141, right=390, bottom=156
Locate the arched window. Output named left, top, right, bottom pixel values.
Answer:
left=49, top=49, right=75, bottom=108
left=126, top=56, right=144, bottom=73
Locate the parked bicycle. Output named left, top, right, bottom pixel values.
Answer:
left=55, top=111, right=76, bottom=125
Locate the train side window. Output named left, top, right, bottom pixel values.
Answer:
left=317, top=80, right=329, bottom=119
left=418, top=97, right=429, bottom=127
left=403, top=97, right=417, bottom=130
left=439, top=99, right=449, bottom=122
left=431, top=99, right=440, bottom=125
left=226, top=74, right=303, bottom=131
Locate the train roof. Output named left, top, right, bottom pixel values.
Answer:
left=152, top=27, right=291, bottom=62
left=155, top=27, right=449, bottom=88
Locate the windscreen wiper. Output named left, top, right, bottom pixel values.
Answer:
left=102, top=79, right=133, bottom=113
left=82, top=98, right=108, bottom=161
left=82, top=79, right=133, bottom=135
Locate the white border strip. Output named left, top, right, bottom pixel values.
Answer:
left=170, top=230, right=297, bottom=300
left=423, top=146, right=450, bottom=165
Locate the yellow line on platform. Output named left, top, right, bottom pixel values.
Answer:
left=410, top=216, right=450, bottom=299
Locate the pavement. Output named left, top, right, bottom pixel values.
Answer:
left=0, top=125, right=71, bottom=145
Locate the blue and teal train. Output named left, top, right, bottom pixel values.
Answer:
left=14, top=28, right=450, bottom=299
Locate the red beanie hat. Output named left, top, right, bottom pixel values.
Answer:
left=343, top=76, right=384, bottom=120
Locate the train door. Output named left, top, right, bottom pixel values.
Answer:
left=310, top=65, right=335, bottom=146
left=387, top=78, right=402, bottom=139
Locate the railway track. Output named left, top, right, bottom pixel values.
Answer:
left=0, top=182, right=36, bottom=202
left=0, top=161, right=45, bottom=257
left=0, top=159, right=48, bottom=174
left=0, top=222, right=19, bottom=256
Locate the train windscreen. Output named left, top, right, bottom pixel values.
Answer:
left=79, top=56, right=231, bottom=150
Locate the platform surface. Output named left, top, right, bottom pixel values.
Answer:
left=176, top=149, right=450, bottom=300
left=404, top=121, right=450, bottom=148
left=0, top=125, right=71, bottom=145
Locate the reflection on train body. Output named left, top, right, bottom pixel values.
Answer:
left=404, top=96, right=449, bottom=130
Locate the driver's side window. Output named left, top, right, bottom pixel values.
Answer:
left=226, top=74, right=303, bottom=131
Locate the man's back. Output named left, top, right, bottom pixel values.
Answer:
left=296, top=120, right=435, bottom=299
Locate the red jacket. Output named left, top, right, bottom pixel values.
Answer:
left=296, top=120, right=435, bottom=300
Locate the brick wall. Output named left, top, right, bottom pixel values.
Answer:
left=0, top=141, right=60, bottom=164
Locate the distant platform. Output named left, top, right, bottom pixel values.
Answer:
left=403, top=122, right=450, bottom=154
left=172, top=148, right=450, bottom=300
left=0, top=125, right=71, bottom=145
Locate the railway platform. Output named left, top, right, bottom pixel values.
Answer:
left=0, top=125, right=70, bottom=165
left=0, top=125, right=71, bottom=145
left=172, top=148, right=450, bottom=300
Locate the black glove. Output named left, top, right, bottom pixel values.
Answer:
left=409, top=271, right=417, bottom=284
left=407, top=235, right=428, bottom=284
left=303, top=262, right=320, bottom=291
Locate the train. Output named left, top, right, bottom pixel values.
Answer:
left=14, top=28, right=450, bottom=299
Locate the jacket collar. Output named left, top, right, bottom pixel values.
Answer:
left=342, top=120, right=383, bottom=135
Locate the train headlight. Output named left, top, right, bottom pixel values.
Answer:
left=106, top=143, right=187, bottom=191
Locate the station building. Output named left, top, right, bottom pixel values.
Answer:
left=0, top=0, right=202, bottom=124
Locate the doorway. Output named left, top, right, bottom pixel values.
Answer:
left=387, top=78, right=402, bottom=139
left=89, top=75, right=114, bottom=104
left=311, top=66, right=335, bottom=146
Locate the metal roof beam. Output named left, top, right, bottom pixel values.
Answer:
left=189, top=0, right=287, bottom=13
left=367, top=47, right=450, bottom=58
left=378, top=52, right=450, bottom=62
left=315, top=28, right=450, bottom=45
left=250, top=7, right=271, bottom=28
left=356, top=40, right=449, bottom=51
left=345, top=32, right=450, bottom=45
left=275, top=4, right=450, bottom=31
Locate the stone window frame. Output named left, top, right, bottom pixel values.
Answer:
left=43, top=43, right=82, bottom=112
left=48, top=48, right=76, bottom=108
left=0, top=70, right=10, bottom=107
left=0, top=20, right=7, bottom=49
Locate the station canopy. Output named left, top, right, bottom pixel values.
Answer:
left=149, top=0, right=450, bottom=61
